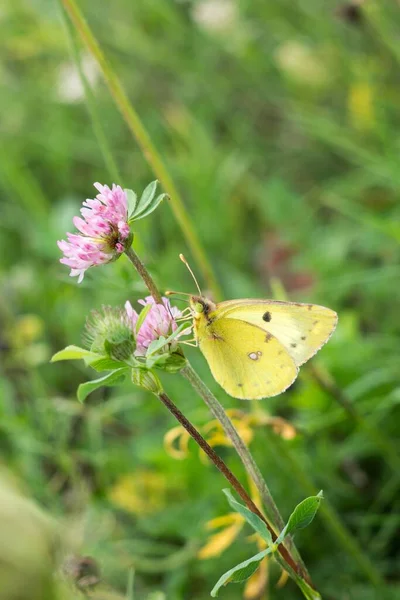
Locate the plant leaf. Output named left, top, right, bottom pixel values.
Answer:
left=51, top=345, right=99, bottom=362
left=135, top=303, right=152, bottom=334
left=125, top=188, right=138, bottom=218
left=210, top=548, right=272, bottom=597
left=133, top=180, right=158, bottom=218
left=277, top=491, right=323, bottom=544
left=223, top=489, right=272, bottom=545
left=77, top=368, right=128, bottom=403
left=88, top=357, right=130, bottom=372
left=145, top=322, right=191, bottom=359
left=133, top=193, right=167, bottom=221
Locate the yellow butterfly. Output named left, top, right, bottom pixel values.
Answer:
left=189, top=295, right=337, bottom=400
left=172, top=255, right=338, bottom=400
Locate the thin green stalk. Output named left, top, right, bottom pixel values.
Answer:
left=180, top=360, right=309, bottom=579
left=60, top=0, right=222, bottom=300
left=181, top=361, right=282, bottom=528
left=59, top=4, right=122, bottom=184
left=264, top=429, right=384, bottom=587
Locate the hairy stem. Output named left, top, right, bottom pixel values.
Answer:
left=157, top=391, right=315, bottom=590
left=125, top=246, right=162, bottom=304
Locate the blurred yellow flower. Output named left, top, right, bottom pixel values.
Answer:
left=164, top=409, right=297, bottom=461
left=348, top=82, right=374, bottom=130
left=108, top=470, right=167, bottom=516
left=198, top=513, right=244, bottom=559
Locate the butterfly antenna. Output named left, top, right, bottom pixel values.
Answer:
left=179, top=254, right=202, bottom=296
left=165, top=290, right=192, bottom=300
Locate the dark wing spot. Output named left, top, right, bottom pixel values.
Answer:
left=237, top=383, right=243, bottom=387
left=280, top=364, right=285, bottom=369
left=278, top=350, right=283, bottom=355
left=301, top=336, right=306, bottom=341
left=290, top=343, right=297, bottom=348
left=313, top=320, right=319, bottom=326
left=265, top=333, right=273, bottom=343
left=211, top=332, right=224, bottom=341
left=307, top=305, right=313, bottom=311
left=262, top=311, right=272, bottom=322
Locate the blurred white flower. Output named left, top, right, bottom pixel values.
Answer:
left=56, top=55, right=99, bottom=103
left=192, top=0, right=237, bottom=32
left=274, top=41, right=329, bottom=87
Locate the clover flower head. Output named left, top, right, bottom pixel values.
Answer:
left=125, top=296, right=184, bottom=357
left=58, top=182, right=131, bottom=283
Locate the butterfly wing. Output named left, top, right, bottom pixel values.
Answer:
left=196, top=317, right=298, bottom=400
left=215, top=299, right=338, bottom=367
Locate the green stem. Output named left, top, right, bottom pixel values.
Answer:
left=180, top=360, right=308, bottom=579
left=58, top=3, right=122, bottom=184
left=124, top=246, right=162, bottom=304
left=60, top=0, right=222, bottom=300
left=157, top=391, right=315, bottom=591
left=264, top=429, right=384, bottom=587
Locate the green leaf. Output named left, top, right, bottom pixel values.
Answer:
left=145, top=322, right=192, bottom=358
left=133, top=180, right=158, bottom=218
left=51, top=345, right=98, bottom=362
left=210, top=548, right=271, bottom=597
left=77, top=368, right=128, bottom=403
left=133, top=193, right=167, bottom=221
left=151, top=351, right=187, bottom=373
left=125, top=188, right=138, bottom=218
left=135, top=303, right=152, bottom=334
left=87, top=357, right=130, bottom=371
left=223, top=489, right=272, bottom=545
left=277, top=491, right=323, bottom=544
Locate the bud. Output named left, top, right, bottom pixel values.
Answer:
left=84, top=306, right=135, bottom=361
left=131, top=368, right=163, bottom=394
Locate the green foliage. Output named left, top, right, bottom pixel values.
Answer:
left=277, top=491, right=324, bottom=543
left=214, top=490, right=323, bottom=596
left=210, top=548, right=272, bottom=597
left=222, top=489, right=272, bottom=544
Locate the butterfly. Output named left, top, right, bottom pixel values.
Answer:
left=189, top=296, right=338, bottom=400
left=170, top=256, right=338, bottom=400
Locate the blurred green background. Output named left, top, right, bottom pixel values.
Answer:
left=0, top=0, right=399, bottom=598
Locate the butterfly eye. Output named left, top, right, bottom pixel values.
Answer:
left=194, top=302, right=204, bottom=313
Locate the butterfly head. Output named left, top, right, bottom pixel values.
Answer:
left=189, top=296, right=216, bottom=320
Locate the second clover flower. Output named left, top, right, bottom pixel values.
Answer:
left=125, top=296, right=188, bottom=357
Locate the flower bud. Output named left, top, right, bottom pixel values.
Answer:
left=84, top=306, right=135, bottom=361
left=131, top=368, right=163, bottom=394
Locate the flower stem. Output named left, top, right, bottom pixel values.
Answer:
left=124, top=246, right=162, bottom=304
left=156, top=391, right=315, bottom=591
left=180, top=360, right=308, bottom=576
left=60, top=0, right=222, bottom=300
left=182, top=362, right=283, bottom=527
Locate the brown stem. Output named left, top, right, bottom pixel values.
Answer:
left=125, top=246, right=162, bottom=304
left=157, top=391, right=314, bottom=588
